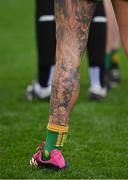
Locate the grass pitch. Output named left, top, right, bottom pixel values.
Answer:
left=0, top=0, right=128, bottom=179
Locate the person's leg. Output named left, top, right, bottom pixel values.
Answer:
left=49, top=0, right=96, bottom=126
left=27, top=0, right=56, bottom=100
left=112, top=0, right=128, bottom=56
left=30, top=0, right=96, bottom=170
left=104, top=0, right=120, bottom=66
left=104, top=0, right=121, bottom=87
left=87, top=2, right=107, bottom=100
left=36, top=0, right=56, bottom=87
left=104, top=0, right=119, bottom=55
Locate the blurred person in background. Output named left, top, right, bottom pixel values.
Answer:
left=87, top=1, right=107, bottom=100
left=87, top=0, right=121, bottom=101
left=26, top=0, right=56, bottom=100
left=104, top=0, right=121, bottom=88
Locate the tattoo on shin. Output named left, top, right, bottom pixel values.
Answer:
left=49, top=0, right=96, bottom=126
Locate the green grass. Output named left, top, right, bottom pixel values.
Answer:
left=0, top=0, right=128, bottom=179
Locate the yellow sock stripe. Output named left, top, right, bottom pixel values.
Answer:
left=55, top=133, right=67, bottom=147
left=56, top=133, right=63, bottom=147
left=60, top=133, right=67, bottom=147
left=47, top=123, right=69, bottom=133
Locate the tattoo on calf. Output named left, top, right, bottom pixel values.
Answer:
left=49, top=0, right=96, bottom=126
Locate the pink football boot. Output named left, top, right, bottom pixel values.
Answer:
left=30, top=142, right=67, bottom=170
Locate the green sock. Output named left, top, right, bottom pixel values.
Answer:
left=42, top=130, right=59, bottom=160
left=42, top=123, right=68, bottom=160
left=105, top=53, right=111, bottom=70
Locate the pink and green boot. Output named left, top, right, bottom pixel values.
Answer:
left=30, top=142, right=67, bottom=171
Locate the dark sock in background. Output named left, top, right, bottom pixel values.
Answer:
left=87, top=2, right=107, bottom=87
left=35, top=0, right=56, bottom=87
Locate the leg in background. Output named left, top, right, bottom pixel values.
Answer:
left=104, top=0, right=121, bottom=87
left=36, top=0, right=56, bottom=87
left=26, top=0, right=56, bottom=100
left=112, top=0, right=128, bottom=56
left=87, top=2, right=107, bottom=100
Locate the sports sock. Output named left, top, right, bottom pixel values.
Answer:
left=47, top=65, right=55, bottom=86
left=105, top=53, right=111, bottom=70
left=89, top=67, right=101, bottom=87
left=36, top=0, right=56, bottom=87
left=87, top=2, right=106, bottom=88
left=42, top=123, right=68, bottom=160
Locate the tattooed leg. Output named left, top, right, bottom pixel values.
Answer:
left=30, top=0, right=97, bottom=166
left=49, top=0, right=96, bottom=126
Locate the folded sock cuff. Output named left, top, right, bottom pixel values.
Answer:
left=47, top=123, right=69, bottom=133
